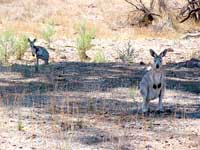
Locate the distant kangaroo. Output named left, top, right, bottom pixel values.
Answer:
left=28, top=38, right=49, bottom=71
left=139, top=48, right=172, bottom=113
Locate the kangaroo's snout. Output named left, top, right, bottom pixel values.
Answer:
left=154, top=57, right=162, bottom=70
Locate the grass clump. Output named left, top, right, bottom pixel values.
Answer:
left=0, top=29, right=16, bottom=63
left=41, top=21, right=56, bottom=48
left=92, top=49, right=106, bottom=63
left=130, top=87, right=136, bottom=100
left=17, top=109, right=24, bottom=131
left=0, top=29, right=29, bottom=62
left=76, top=22, right=95, bottom=61
left=118, top=41, right=135, bottom=63
left=15, top=34, right=29, bottom=60
left=17, top=120, right=24, bottom=131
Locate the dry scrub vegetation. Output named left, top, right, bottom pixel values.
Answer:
left=0, top=0, right=199, bottom=150
left=0, top=0, right=199, bottom=39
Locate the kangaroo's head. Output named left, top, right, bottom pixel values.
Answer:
left=150, top=49, right=168, bottom=70
left=28, top=38, right=37, bottom=56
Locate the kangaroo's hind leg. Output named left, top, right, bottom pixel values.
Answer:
left=157, top=87, right=165, bottom=113
left=45, top=59, right=49, bottom=65
left=140, top=84, right=150, bottom=113
left=35, top=57, right=39, bottom=72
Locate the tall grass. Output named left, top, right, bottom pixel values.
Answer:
left=76, top=22, right=95, bottom=61
left=41, top=21, right=56, bottom=48
left=15, top=34, right=29, bottom=60
left=0, top=29, right=16, bottom=63
left=92, top=49, right=106, bottom=63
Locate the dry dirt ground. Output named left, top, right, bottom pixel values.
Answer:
left=0, top=0, right=200, bottom=150
left=0, top=38, right=200, bottom=150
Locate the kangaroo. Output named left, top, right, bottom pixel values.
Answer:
left=140, top=48, right=170, bottom=113
left=28, top=38, right=49, bottom=71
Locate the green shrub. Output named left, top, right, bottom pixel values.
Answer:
left=0, top=29, right=16, bottom=63
left=76, top=22, right=95, bottom=61
left=41, top=21, right=55, bottom=48
left=15, top=35, right=29, bottom=60
left=92, top=49, right=106, bottom=63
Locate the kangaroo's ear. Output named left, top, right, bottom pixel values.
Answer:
left=159, top=49, right=168, bottom=57
left=33, top=38, right=37, bottom=43
left=28, top=38, right=31, bottom=42
left=150, top=49, right=157, bottom=57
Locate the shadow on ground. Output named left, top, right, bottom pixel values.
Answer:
left=0, top=60, right=199, bottom=119
left=1, top=60, right=200, bottom=93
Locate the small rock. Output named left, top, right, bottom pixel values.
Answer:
left=145, top=144, right=153, bottom=149
left=60, top=55, right=67, bottom=59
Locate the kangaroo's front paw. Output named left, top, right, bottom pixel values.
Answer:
left=142, top=107, right=151, bottom=113
left=156, top=107, right=164, bottom=114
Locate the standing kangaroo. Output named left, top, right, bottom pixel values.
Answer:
left=140, top=49, right=171, bottom=113
left=28, top=38, right=49, bottom=72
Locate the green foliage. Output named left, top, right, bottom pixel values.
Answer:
left=15, top=35, right=29, bottom=60
left=0, top=29, right=16, bottom=63
left=118, top=41, right=135, bottom=63
left=92, top=49, right=106, bottom=63
left=76, top=22, right=95, bottom=61
left=41, top=21, right=55, bottom=48
left=0, top=30, right=29, bottom=62
left=130, top=87, right=136, bottom=100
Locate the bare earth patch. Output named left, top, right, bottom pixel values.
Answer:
left=0, top=48, right=199, bottom=149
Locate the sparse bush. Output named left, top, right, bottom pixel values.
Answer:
left=76, top=22, right=95, bottom=61
left=118, top=41, right=135, bottom=63
left=0, top=29, right=16, bottom=63
left=41, top=21, right=56, bottom=48
left=92, top=49, right=106, bottom=63
left=15, top=34, right=29, bottom=60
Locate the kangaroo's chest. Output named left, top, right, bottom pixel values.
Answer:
left=147, top=72, right=163, bottom=100
left=153, top=76, right=162, bottom=90
left=150, top=73, right=163, bottom=88
left=36, top=48, right=44, bottom=57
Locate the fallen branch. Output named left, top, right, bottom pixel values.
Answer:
left=182, top=32, right=200, bottom=39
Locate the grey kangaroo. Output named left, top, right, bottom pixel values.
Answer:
left=140, top=48, right=171, bottom=113
left=28, top=38, right=49, bottom=71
